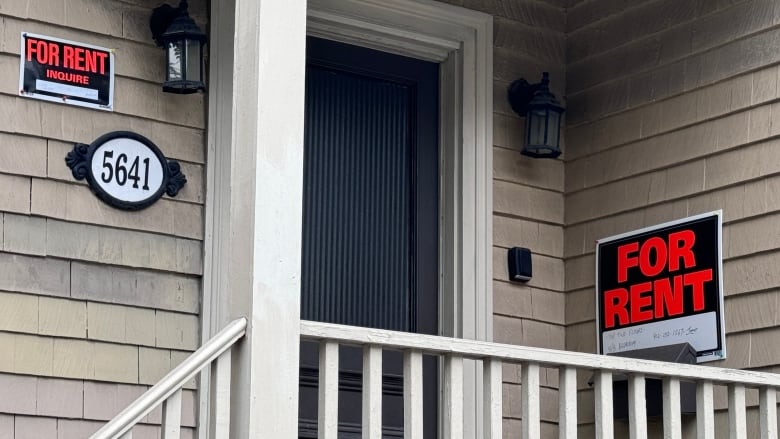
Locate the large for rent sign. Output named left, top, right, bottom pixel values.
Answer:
left=19, top=33, right=114, bottom=111
left=596, top=212, right=725, bottom=363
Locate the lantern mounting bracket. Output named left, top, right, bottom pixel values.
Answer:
left=507, top=78, right=542, bottom=116
left=507, top=72, right=561, bottom=117
left=150, top=2, right=185, bottom=48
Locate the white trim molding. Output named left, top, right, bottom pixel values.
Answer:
left=307, top=1, right=493, bottom=437
left=202, top=0, right=307, bottom=437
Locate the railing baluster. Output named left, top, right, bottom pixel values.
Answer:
left=663, top=378, right=681, bottom=439
left=319, top=341, right=339, bottom=439
left=728, top=384, right=747, bottom=439
left=363, top=345, right=382, bottom=439
left=759, top=386, right=778, bottom=439
left=522, top=362, right=540, bottom=439
left=594, top=370, right=614, bottom=439
left=696, top=381, right=714, bottom=439
left=161, top=388, right=182, bottom=439
left=443, top=354, right=463, bottom=439
left=629, top=374, right=647, bottom=439
left=483, top=358, right=502, bottom=439
left=559, top=366, right=577, bottom=439
left=403, top=350, right=423, bottom=439
left=211, top=350, right=232, bottom=439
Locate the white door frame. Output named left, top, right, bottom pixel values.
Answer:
left=307, top=1, right=494, bottom=437
left=201, top=0, right=492, bottom=437
left=307, top=0, right=494, bottom=344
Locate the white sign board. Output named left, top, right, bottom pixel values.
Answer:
left=19, top=32, right=114, bottom=110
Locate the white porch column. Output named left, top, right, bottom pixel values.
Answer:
left=204, top=0, right=307, bottom=437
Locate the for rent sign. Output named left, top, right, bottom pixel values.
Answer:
left=596, top=212, right=725, bottom=363
left=19, top=33, right=114, bottom=110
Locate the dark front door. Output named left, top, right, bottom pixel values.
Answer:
left=299, top=37, right=439, bottom=438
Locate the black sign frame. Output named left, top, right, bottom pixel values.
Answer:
left=65, top=131, right=186, bottom=211
left=595, top=211, right=725, bottom=363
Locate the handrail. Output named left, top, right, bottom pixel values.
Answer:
left=300, top=320, right=780, bottom=387
left=90, top=317, right=248, bottom=439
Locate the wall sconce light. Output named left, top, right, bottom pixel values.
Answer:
left=150, top=0, right=206, bottom=94
left=507, top=72, right=565, bottom=159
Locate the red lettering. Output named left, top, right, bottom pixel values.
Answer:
left=44, top=69, right=89, bottom=85
left=63, top=45, right=75, bottom=69
left=95, top=51, right=108, bottom=74
left=604, top=288, right=629, bottom=329
left=617, top=242, right=639, bottom=283
left=654, top=275, right=684, bottom=318
left=48, top=43, right=60, bottom=66
left=684, top=269, right=712, bottom=311
left=630, top=282, right=653, bottom=324
left=31, top=41, right=106, bottom=73
left=668, top=230, right=696, bottom=271
left=85, top=50, right=96, bottom=73
left=26, top=38, right=38, bottom=62
left=35, top=40, right=48, bottom=64
left=639, top=236, right=667, bottom=277
left=74, top=47, right=85, bottom=70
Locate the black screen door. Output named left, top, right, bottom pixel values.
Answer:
left=299, top=37, right=439, bottom=438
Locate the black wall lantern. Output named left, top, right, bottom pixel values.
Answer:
left=507, top=72, right=565, bottom=159
left=150, top=0, right=206, bottom=94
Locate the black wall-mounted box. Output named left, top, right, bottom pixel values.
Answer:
left=508, top=247, right=532, bottom=282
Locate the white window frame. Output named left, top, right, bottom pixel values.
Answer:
left=307, top=0, right=493, bottom=436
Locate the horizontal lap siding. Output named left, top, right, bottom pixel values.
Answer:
left=564, top=0, right=780, bottom=436
left=0, top=0, right=206, bottom=437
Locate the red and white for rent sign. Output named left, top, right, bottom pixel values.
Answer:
left=19, top=32, right=114, bottom=110
left=596, top=212, right=725, bottom=363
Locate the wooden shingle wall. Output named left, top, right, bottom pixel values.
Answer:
left=0, top=0, right=207, bottom=437
left=564, top=0, right=780, bottom=436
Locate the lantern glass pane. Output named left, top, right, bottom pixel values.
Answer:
left=167, top=40, right=184, bottom=81
left=547, top=110, right=560, bottom=147
left=527, top=109, right=546, bottom=145
left=185, top=39, right=201, bottom=82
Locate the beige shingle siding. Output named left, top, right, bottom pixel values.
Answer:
left=564, top=0, right=780, bottom=435
left=0, top=0, right=206, bottom=436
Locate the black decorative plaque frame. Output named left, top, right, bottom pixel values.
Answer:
left=65, top=131, right=186, bottom=211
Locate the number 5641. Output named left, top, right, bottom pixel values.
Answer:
left=100, top=150, right=150, bottom=190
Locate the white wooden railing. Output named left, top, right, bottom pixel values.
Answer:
left=300, top=320, right=780, bottom=439
left=89, top=318, right=247, bottom=439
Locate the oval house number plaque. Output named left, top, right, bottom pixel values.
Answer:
left=66, top=131, right=186, bottom=210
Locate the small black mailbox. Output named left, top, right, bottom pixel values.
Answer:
left=607, top=343, right=697, bottom=419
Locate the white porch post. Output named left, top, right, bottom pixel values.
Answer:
left=204, top=0, right=307, bottom=437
